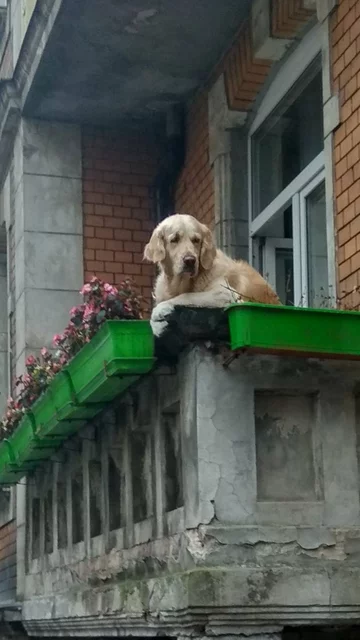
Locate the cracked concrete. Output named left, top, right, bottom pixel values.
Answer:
left=22, top=345, right=360, bottom=634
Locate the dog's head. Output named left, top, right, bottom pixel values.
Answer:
left=143, top=214, right=216, bottom=278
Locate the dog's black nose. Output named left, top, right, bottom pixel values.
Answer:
left=183, top=255, right=196, bottom=267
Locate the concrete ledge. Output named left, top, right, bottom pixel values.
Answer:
left=22, top=566, right=360, bottom=634
left=251, top=0, right=292, bottom=61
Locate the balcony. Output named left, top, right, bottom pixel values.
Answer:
left=9, top=305, right=360, bottom=634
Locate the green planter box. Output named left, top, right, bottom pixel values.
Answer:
left=35, top=370, right=97, bottom=441
left=0, top=320, right=155, bottom=484
left=227, top=303, right=360, bottom=359
left=68, top=320, right=154, bottom=404
left=0, top=440, right=26, bottom=485
left=9, top=412, right=58, bottom=466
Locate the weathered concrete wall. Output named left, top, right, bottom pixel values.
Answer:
left=0, top=247, right=7, bottom=417
left=20, top=347, right=360, bottom=636
left=11, top=118, right=83, bottom=374
left=3, top=117, right=84, bottom=602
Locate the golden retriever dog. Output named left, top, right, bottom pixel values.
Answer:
left=144, top=213, right=280, bottom=336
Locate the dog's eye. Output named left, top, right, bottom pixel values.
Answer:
left=170, top=235, right=179, bottom=244
left=192, top=237, right=200, bottom=244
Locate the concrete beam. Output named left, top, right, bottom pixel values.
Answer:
left=251, top=0, right=292, bottom=61
left=208, top=74, right=248, bottom=258
left=316, top=0, right=338, bottom=22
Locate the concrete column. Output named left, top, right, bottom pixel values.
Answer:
left=11, top=0, right=37, bottom=70
left=208, top=75, right=247, bottom=259
left=0, top=178, right=9, bottom=413
left=320, top=388, right=360, bottom=525
left=0, top=243, right=7, bottom=416
left=180, top=347, right=257, bottom=527
left=12, top=118, right=83, bottom=375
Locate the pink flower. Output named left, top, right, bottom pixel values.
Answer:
left=83, top=303, right=97, bottom=319
left=80, top=283, right=92, bottom=296
left=104, top=283, right=117, bottom=295
left=0, top=277, right=144, bottom=438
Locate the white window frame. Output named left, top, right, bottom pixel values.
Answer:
left=298, top=169, right=326, bottom=307
left=253, top=162, right=325, bottom=307
left=262, top=238, right=293, bottom=293
left=249, top=23, right=322, bottom=136
left=250, top=151, right=324, bottom=237
left=248, top=22, right=328, bottom=308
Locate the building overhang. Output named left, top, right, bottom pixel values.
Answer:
left=22, top=0, right=251, bottom=126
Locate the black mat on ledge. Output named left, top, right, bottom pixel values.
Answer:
left=154, top=306, right=229, bottom=360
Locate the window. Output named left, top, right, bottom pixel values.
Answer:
left=249, top=28, right=330, bottom=308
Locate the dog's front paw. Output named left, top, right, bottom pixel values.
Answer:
left=150, top=301, right=175, bottom=337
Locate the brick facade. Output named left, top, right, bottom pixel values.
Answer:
left=175, top=0, right=316, bottom=228
left=81, top=1, right=318, bottom=302
left=175, top=94, right=214, bottom=228
left=82, top=128, right=158, bottom=304
left=332, top=0, right=360, bottom=308
left=0, top=519, right=16, bottom=602
left=271, top=0, right=316, bottom=39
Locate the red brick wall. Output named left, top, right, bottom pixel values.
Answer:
left=82, top=2, right=316, bottom=301
left=272, top=0, right=316, bottom=39
left=0, top=520, right=16, bottom=602
left=82, top=128, right=158, bottom=304
left=332, top=0, right=360, bottom=309
left=174, top=94, right=215, bottom=229
left=174, top=2, right=315, bottom=231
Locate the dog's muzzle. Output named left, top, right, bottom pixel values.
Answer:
left=182, top=255, right=197, bottom=274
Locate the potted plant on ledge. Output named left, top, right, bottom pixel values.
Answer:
left=0, top=277, right=155, bottom=485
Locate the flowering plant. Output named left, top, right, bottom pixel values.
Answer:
left=0, top=277, right=143, bottom=439
left=1, top=348, right=61, bottom=439
left=53, top=277, right=143, bottom=364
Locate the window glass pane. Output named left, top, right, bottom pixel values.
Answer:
left=252, top=59, right=323, bottom=218
left=258, top=203, right=294, bottom=304
left=276, top=249, right=294, bottom=306
left=306, top=181, right=328, bottom=307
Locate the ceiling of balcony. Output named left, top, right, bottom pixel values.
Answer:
left=23, top=0, right=251, bottom=126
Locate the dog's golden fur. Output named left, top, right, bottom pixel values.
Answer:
left=144, top=214, right=280, bottom=335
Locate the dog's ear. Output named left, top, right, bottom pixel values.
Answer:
left=200, top=225, right=216, bottom=270
left=143, top=227, right=166, bottom=263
